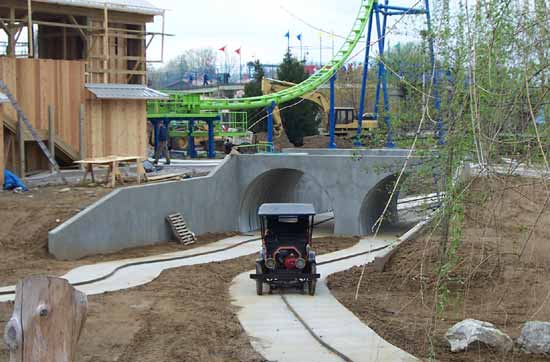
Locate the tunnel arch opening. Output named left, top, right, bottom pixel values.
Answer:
left=359, top=174, right=400, bottom=235
left=239, top=168, right=333, bottom=232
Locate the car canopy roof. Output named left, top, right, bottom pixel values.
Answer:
left=258, top=203, right=316, bottom=216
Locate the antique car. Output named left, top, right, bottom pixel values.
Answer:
left=250, top=203, right=320, bottom=295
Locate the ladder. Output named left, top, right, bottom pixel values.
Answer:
left=0, top=80, right=67, bottom=183
left=166, top=213, right=196, bottom=246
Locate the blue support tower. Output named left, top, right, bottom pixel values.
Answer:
left=356, top=0, right=441, bottom=148
left=328, top=74, right=337, bottom=149
left=424, top=0, right=444, bottom=145
left=356, top=9, right=375, bottom=147
left=207, top=119, right=216, bottom=158
left=187, top=120, right=197, bottom=158
left=267, top=101, right=275, bottom=152
left=374, top=2, right=395, bottom=148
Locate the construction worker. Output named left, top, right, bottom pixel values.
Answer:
left=224, top=138, right=234, bottom=155
left=154, top=124, right=171, bottom=165
left=203, top=73, right=209, bottom=86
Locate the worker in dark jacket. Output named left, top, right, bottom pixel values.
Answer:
left=154, top=124, right=171, bottom=165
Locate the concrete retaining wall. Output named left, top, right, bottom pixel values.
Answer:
left=49, top=150, right=416, bottom=260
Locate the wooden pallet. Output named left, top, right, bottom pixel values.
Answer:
left=166, top=213, right=196, bottom=246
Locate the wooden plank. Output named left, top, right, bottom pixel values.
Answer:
left=87, top=68, right=147, bottom=75
left=16, top=115, right=24, bottom=177
left=4, top=276, right=87, bottom=362
left=48, top=104, right=54, bottom=172
left=79, top=103, right=85, bottom=161
left=27, top=0, right=33, bottom=58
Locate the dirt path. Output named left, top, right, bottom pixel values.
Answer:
left=0, top=237, right=358, bottom=362
left=328, top=176, right=550, bottom=361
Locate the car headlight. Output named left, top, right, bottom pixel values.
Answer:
left=265, top=258, right=276, bottom=269
left=295, top=258, right=306, bottom=269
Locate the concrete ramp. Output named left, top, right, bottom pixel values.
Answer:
left=49, top=149, right=418, bottom=260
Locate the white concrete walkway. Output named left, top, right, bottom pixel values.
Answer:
left=230, top=235, right=418, bottom=362
left=0, top=213, right=337, bottom=303
left=0, top=234, right=261, bottom=302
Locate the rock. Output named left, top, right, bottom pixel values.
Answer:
left=517, top=321, right=550, bottom=355
left=445, top=319, right=513, bottom=352
left=58, top=188, right=71, bottom=193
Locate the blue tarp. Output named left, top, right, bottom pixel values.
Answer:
left=3, top=170, right=27, bottom=191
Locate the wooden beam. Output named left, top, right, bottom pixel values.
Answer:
left=87, top=68, right=147, bottom=75
left=79, top=104, right=85, bottom=162
left=67, top=15, right=88, bottom=42
left=4, top=276, right=88, bottom=362
left=7, top=7, right=15, bottom=56
left=103, top=4, right=108, bottom=83
left=16, top=115, right=25, bottom=178
left=27, top=0, right=33, bottom=58
left=48, top=105, right=55, bottom=173
left=0, top=18, right=10, bottom=34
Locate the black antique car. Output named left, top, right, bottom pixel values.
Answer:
left=250, top=203, right=320, bottom=296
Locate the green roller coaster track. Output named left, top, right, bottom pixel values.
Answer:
left=149, top=0, right=375, bottom=115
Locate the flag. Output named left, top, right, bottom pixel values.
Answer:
left=235, top=48, right=241, bottom=55
left=297, top=34, right=302, bottom=41
left=218, top=46, right=226, bottom=52
left=284, top=31, right=290, bottom=38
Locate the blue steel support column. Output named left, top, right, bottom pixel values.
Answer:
left=188, top=120, right=197, bottom=158
left=356, top=9, right=375, bottom=147
left=424, top=0, right=444, bottom=145
left=207, top=119, right=216, bottom=158
left=267, top=101, right=275, bottom=152
left=329, top=74, right=337, bottom=149
left=375, top=1, right=395, bottom=148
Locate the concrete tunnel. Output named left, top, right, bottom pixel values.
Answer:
left=239, top=168, right=333, bottom=232
left=359, top=174, right=400, bottom=235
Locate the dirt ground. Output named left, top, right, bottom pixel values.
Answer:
left=0, top=236, right=358, bottom=362
left=0, top=185, right=236, bottom=285
left=328, top=176, right=550, bottom=361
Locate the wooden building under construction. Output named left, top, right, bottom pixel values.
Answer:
left=0, top=0, right=168, bottom=185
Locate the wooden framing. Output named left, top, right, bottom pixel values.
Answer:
left=0, top=0, right=164, bottom=174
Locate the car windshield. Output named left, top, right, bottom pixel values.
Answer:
left=265, top=215, right=309, bottom=239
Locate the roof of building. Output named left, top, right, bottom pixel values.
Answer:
left=258, top=203, right=316, bottom=216
left=0, top=93, right=9, bottom=103
left=34, top=0, right=163, bottom=16
left=85, top=83, right=169, bottom=100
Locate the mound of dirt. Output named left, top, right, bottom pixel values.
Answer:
left=328, top=176, right=550, bottom=361
left=0, top=185, right=238, bottom=285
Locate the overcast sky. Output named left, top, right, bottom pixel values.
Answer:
left=146, top=0, right=427, bottom=67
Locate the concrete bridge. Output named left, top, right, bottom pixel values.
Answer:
left=49, top=149, right=419, bottom=260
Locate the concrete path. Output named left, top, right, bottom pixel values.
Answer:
left=0, top=213, right=337, bottom=303
left=230, top=235, right=418, bottom=362
left=0, top=234, right=260, bottom=302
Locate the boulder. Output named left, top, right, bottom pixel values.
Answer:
left=445, top=319, right=513, bottom=352
left=517, top=321, right=550, bottom=355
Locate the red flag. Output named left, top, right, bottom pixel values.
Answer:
left=218, top=46, right=226, bottom=52
left=235, top=48, right=241, bottom=55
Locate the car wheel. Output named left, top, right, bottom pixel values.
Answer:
left=308, top=263, right=317, bottom=296
left=255, top=262, right=263, bottom=296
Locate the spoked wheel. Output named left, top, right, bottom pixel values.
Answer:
left=308, top=263, right=317, bottom=296
left=255, top=262, right=263, bottom=296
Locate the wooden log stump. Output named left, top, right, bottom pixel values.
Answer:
left=3, top=276, right=87, bottom=362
